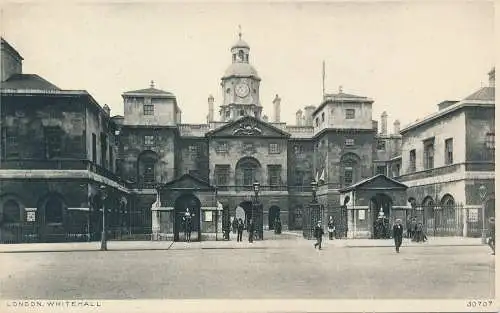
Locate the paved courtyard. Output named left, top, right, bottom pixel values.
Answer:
left=0, top=234, right=494, bottom=299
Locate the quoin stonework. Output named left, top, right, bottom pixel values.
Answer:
left=0, top=34, right=495, bottom=243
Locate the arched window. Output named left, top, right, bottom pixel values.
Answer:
left=340, top=153, right=361, bottom=187
left=138, top=151, right=159, bottom=185
left=3, top=199, right=21, bottom=223
left=45, top=196, right=64, bottom=224
left=236, top=157, right=261, bottom=187
left=440, top=194, right=455, bottom=207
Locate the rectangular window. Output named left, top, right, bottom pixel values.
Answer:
left=445, top=138, right=453, bottom=165
left=345, top=109, right=355, bottom=119
left=395, top=164, right=401, bottom=177
left=268, top=165, right=282, bottom=188
left=424, top=139, right=435, bottom=170
left=344, top=167, right=353, bottom=185
left=376, top=165, right=386, bottom=175
left=486, top=132, right=495, bottom=149
left=45, top=127, right=62, bottom=159
left=2, top=127, right=19, bottom=158
left=345, top=138, right=355, bottom=146
left=269, top=143, right=280, bottom=154
left=215, top=165, right=230, bottom=186
left=144, top=135, right=154, bottom=146
left=216, top=142, right=228, bottom=153
left=92, top=133, right=97, bottom=163
left=377, top=140, right=386, bottom=151
left=409, top=149, right=416, bottom=172
left=143, top=104, right=154, bottom=115
left=100, top=133, right=107, bottom=167
left=294, top=170, right=305, bottom=185
left=189, top=145, right=200, bottom=153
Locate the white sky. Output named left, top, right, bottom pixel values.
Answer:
left=1, top=1, right=494, bottom=128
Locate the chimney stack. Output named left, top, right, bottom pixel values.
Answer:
left=103, top=104, right=111, bottom=116
left=208, top=95, right=214, bottom=122
left=380, top=111, right=388, bottom=135
left=393, top=119, right=401, bottom=134
left=303, top=106, right=316, bottom=127
left=273, top=94, right=281, bottom=122
left=489, top=67, right=495, bottom=87
left=295, top=109, right=303, bottom=126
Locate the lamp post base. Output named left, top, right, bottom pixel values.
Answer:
left=100, top=233, right=107, bottom=251
left=481, top=230, right=487, bottom=244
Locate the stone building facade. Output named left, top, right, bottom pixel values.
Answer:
left=1, top=35, right=493, bottom=242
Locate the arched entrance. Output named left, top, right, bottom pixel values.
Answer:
left=38, top=193, right=66, bottom=243
left=436, top=194, right=458, bottom=236
left=422, top=196, right=435, bottom=234
left=268, top=206, right=281, bottom=230
left=235, top=157, right=262, bottom=188
left=174, top=194, right=201, bottom=242
left=370, top=193, right=393, bottom=239
left=137, top=150, right=159, bottom=188
left=235, top=206, right=245, bottom=222
left=0, top=197, right=23, bottom=243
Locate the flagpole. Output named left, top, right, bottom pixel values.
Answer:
left=322, top=60, right=326, bottom=99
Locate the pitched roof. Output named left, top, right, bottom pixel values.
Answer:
left=314, top=91, right=373, bottom=115
left=1, top=37, right=23, bottom=61
left=1, top=74, right=60, bottom=90
left=324, top=92, right=369, bottom=100
left=464, top=86, right=495, bottom=101
left=160, top=173, right=215, bottom=190
left=339, top=174, right=408, bottom=193
left=123, top=87, right=175, bottom=97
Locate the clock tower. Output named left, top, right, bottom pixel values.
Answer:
left=219, top=28, right=262, bottom=122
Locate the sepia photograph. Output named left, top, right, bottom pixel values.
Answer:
left=0, top=1, right=496, bottom=312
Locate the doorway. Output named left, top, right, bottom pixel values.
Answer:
left=268, top=206, right=281, bottom=230
left=174, top=194, right=201, bottom=242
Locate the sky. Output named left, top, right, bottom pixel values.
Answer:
left=1, top=1, right=495, bottom=129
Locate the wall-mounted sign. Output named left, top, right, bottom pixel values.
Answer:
left=205, top=211, right=213, bottom=222
left=27, top=211, right=36, bottom=222
left=358, top=210, right=365, bottom=220
left=468, top=209, right=479, bottom=222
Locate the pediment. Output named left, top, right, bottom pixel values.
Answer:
left=206, top=116, right=290, bottom=138
left=161, top=174, right=214, bottom=191
left=339, top=174, right=408, bottom=193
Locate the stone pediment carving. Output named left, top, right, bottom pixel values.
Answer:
left=206, top=116, right=290, bottom=138
left=232, top=122, right=262, bottom=136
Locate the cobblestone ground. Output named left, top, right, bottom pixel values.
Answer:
left=0, top=235, right=494, bottom=299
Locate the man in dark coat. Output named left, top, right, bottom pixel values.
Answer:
left=313, top=221, right=325, bottom=250
left=393, top=218, right=404, bottom=253
left=488, top=217, right=495, bottom=255
left=248, top=219, right=255, bottom=243
left=237, top=218, right=244, bottom=242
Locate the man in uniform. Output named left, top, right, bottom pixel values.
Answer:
left=313, top=221, right=325, bottom=250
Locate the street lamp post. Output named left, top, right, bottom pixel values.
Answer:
left=253, top=181, right=260, bottom=240
left=99, top=185, right=108, bottom=251
left=479, top=185, right=488, bottom=244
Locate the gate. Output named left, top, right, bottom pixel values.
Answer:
left=302, top=201, right=323, bottom=240
left=252, top=202, right=264, bottom=240
left=421, top=204, right=462, bottom=237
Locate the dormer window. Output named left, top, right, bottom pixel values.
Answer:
left=240, top=109, right=245, bottom=116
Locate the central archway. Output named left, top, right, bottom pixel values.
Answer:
left=174, top=194, right=201, bottom=242
left=370, top=193, right=393, bottom=239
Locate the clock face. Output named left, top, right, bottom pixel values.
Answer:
left=235, top=83, right=250, bottom=98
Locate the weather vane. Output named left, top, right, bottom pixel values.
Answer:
left=238, top=25, right=242, bottom=40
left=150, top=80, right=155, bottom=88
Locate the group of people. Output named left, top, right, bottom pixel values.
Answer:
left=226, top=218, right=256, bottom=243
left=406, top=217, right=428, bottom=243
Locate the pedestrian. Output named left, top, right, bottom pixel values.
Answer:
left=327, top=216, right=335, bottom=240
left=232, top=217, right=238, bottom=234
left=313, top=221, right=324, bottom=250
left=487, top=217, right=495, bottom=255
left=248, top=219, right=255, bottom=243
left=393, top=218, right=404, bottom=253
left=237, top=218, right=244, bottom=242
left=274, top=217, right=282, bottom=234
left=183, top=208, right=193, bottom=242
left=410, top=217, right=417, bottom=241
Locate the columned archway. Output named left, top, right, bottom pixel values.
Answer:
left=174, top=194, right=201, bottom=242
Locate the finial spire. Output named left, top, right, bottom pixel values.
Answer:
left=150, top=80, right=155, bottom=88
left=238, top=25, right=242, bottom=40
left=339, top=85, right=343, bottom=93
